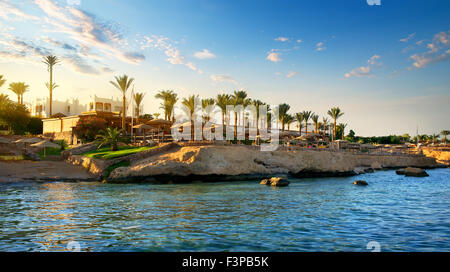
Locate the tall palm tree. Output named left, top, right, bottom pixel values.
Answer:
left=110, top=75, right=134, bottom=130
left=441, top=130, right=450, bottom=143
left=285, top=114, right=294, bottom=131
left=302, top=111, right=312, bottom=134
left=278, top=103, right=291, bottom=131
left=43, top=55, right=60, bottom=117
left=0, top=75, right=6, bottom=89
left=45, top=82, right=59, bottom=112
left=328, top=107, right=344, bottom=141
left=202, top=98, right=215, bottom=123
left=251, top=99, right=265, bottom=133
left=182, top=95, right=200, bottom=141
left=322, top=117, right=330, bottom=138
left=133, top=92, right=146, bottom=123
left=155, top=90, right=178, bottom=121
left=216, top=94, right=231, bottom=131
left=8, top=82, right=29, bottom=104
left=231, top=90, right=248, bottom=138
left=311, top=114, right=319, bottom=134
left=338, top=123, right=348, bottom=140
left=295, top=112, right=304, bottom=136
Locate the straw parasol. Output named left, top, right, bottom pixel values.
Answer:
left=132, top=124, right=158, bottom=143
left=30, top=141, right=61, bottom=158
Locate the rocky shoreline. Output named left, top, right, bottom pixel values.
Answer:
left=106, top=145, right=441, bottom=183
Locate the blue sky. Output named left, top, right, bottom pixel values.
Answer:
left=0, top=0, right=449, bottom=136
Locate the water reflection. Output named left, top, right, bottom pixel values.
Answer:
left=0, top=169, right=449, bottom=252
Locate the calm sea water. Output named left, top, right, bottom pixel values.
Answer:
left=0, top=169, right=449, bottom=252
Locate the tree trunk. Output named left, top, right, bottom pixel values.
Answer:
left=333, top=120, right=337, bottom=141
left=49, top=66, right=53, bottom=117
left=111, top=143, right=118, bottom=151
left=234, top=112, right=238, bottom=139
left=122, top=94, right=126, bottom=130
left=305, top=121, right=308, bottom=135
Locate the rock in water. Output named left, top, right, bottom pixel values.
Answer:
left=270, top=177, right=290, bottom=187
left=353, top=180, right=368, bottom=186
left=404, top=167, right=429, bottom=177
left=396, top=169, right=406, bottom=175
left=260, top=179, right=271, bottom=185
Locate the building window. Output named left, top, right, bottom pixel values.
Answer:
left=96, top=102, right=103, bottom=111
left=67, top=105, right=71, bottom=113
left=104, top=103, right=111, bottom=112
left=90, top=102, right=94, bottom=111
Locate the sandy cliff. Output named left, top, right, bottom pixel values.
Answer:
left=108, top=145, right=438, bottom=182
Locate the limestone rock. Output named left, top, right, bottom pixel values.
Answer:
left=371, top=162, right=383, bottom=170
left=260, top=179, right=270, bottom=185
left=396, top=169, right=406, bottom=175
left=269, top=177, right=290, bottom=187
left=353, top=180, right=368, bottom=186
left=404, top=167, right=429, bottom=177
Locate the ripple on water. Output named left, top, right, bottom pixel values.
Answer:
left=0, top=169, right=449, bottom=252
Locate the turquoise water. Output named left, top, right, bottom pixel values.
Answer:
left=0, top=169, right=449, bottom=252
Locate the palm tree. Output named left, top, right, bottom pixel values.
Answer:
left=0, top=75, right=6, bottom=89
left=278, top=103, right=291, bottom=131
left=441, top=130, right=450, bottom=143
left=110, top=75, right=134, bottom=130
left=95, top=127, right=125, bottom=151
left=285, top=114, right=294, bottom=131
left=202, top=98, right=215, bottom=123
left=295, top=112, right=304, bottom=135
left=252, top=100, right=265, bottom=134
left=182, top=95, right=200, bottom=140
left=133, top=92, right=146, bottom=123
left=155, top=90, right=178, bottom=121
left=216, top=94, right=231, bottom=131
left=322, top=117, right=329, bottom=138
left=338, top=123, right=348, bottom=140
left=8, top=82, right=29, bottom=104
left=302, top=111, right=312, bottom=134
left=45, top=82, right=59, bottom=112
left=8, top=83, right=21, bottom=103
left=43, top=55, right=60, bottom=117
left=328, top=107, right=344, bottom=141
left=231, top=90, right=248, bottom=138
left=154, top=113, right=161, bottom=119
left=311, top=114, right=319, bottom=134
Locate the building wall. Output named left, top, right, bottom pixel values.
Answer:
left=43, top=116, right=80, bottom=134
left=31, top=97, right=87, bottom=118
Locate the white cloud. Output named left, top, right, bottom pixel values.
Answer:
left=275, top=37, right=289, bottom=42
left=409, top=31, right=450, bottom=69
left=286, top=71, right=297, bottom=78
left=266, top=51, right=282, bottom=62
left=316, top=42, right=326, bottom=51
left=0, top=1, right=40, bottom=21
left=345, top=55, right=381, bottom=78
left=296, top=39, right=303, bottom=43
left=210, top=74, right=238, bottom=85
left=194, top=49, right=216, bottom=59
left=400, top=33, right=415, bottom=43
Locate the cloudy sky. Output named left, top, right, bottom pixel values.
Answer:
left=0, top=0, right=449, bottom=136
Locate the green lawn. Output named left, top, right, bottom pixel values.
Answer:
left=0, top=155, right=26, bottom=161
left=82, top=146, right=157, bottom=160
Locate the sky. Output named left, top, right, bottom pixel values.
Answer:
left=0, top=0, right=449, bottom=136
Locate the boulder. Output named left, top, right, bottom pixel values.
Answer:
left=396, top=169, right=406, bottom=175
left=353, top=180, right=368, bottom=186
left=260, top=179, right=271, bottom=185
left=404, top=167, right=429, bottom=177
left=269, top=177, right=290, bottom=187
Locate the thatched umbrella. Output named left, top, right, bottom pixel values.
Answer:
left=132, top=124, right=158, bottom=143
left=30, top=141, right=61, bottom=158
